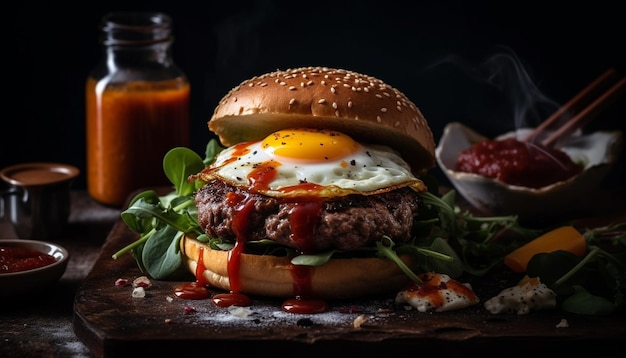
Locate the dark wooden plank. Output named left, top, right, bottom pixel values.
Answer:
left=73, top=201, right=626, bottom=358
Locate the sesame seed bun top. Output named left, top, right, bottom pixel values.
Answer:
left=208, top=67, right=436, bottom=173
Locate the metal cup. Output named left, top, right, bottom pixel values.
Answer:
left=0, top=163, right=79, bottom=240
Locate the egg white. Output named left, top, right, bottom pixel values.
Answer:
left=204, top=137, right=425, bottom=198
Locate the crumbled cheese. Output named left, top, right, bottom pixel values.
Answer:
left=395, top=272, right=480, bottom=312
left=353, top=314, right=367, bottom=328
left=131, top=287, right=145, bottom=298
left=484, top=276, right=556, bottom=315
left=556, top=319, right=569, bottom=328
left=227, top=306, right=255, bottom=318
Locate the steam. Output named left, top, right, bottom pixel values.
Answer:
left=479, top=49, right=562, bottom=133
left=423, top=46, right=565, bottom=136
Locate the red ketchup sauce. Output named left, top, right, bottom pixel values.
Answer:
left=174, top=156, right=331, bottom=313
left=456, top=137, right=583, bottom=188
left=178, top=158, right=330, bottom=313
left=0, top=246, right=57, bottom=273
left=174, top=246, right=211, bottom=300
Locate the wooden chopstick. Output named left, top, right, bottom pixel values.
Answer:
left=541, top=76, right=625, bottom=147
left=522, top=68, right=625, bottom=146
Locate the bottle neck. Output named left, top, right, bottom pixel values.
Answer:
left=95, top=12, right=184, bottom=82
left=105, top=41, right=173, bottom=68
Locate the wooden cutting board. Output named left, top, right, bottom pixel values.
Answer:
left=73, top=208, right=626, bottom=358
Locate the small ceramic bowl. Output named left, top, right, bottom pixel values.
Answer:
left=0, top=239, right=69, bottom=300
left=436, top=122, right=623, bottom=221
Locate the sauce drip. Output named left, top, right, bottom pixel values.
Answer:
left=195, top=247, right=209, bottom=287
left=287, top=200, right=322, bottom=254
left=456, top=137, right=583, bottom=188
left=0, top=247, right=57, bottom=273
left=174, top=246, right=211, bottom=300
left=282, top=297, right=329, bottom=314
left=212, top=292, right=252, bottom=307
left=173, top=282, right=210, bottom=300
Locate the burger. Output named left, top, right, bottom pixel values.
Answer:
left=180, top=67, right=437, bottom=302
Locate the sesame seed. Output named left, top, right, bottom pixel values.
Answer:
left=260, top=82, right=268, bottom=87
left=376, top=116, right=382, bottom=123
left=289, top=98, right=296, bottom=105
left=375, top=94, right=383, bottom=99
left=279, top=81, right=287, bottom=86
left=381, top=108, right=387, bottom=112
left=394, top=121, right=400, bottom=127
left=331, top=87, right=336, bottom=94
left=318, top=99, right=326, bottom=104
left=289, top=86, right=296, bottom=90
left=347, top=101, right=353, bottom=108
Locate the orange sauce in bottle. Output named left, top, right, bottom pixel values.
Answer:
left=86, top=77, right=190, bottom=206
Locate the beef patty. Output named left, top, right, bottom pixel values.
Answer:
left=195, top=180, right=423, bottom=253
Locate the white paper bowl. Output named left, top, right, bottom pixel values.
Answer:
left=0, top=239, right=69, bottom=300
left=436, top=122, right=623, bottom=220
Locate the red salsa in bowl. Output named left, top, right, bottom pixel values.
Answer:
left=0, top=240, right=69, bottom=300
left=1, top=246, right=58, bottom=273
left=456, top=137, right=583, bottom=188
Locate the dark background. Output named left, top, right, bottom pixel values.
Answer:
left=3, top=0, right=625, bottom=192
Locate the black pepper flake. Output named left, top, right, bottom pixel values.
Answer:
left=350, top=159, right=356, bottom=166
left=296, top=318, right=315, bottom=327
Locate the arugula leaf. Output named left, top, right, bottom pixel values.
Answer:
left=418, top=190, right=541, bottom=275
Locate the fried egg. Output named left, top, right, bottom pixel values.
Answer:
left=200, top=128, right=425, bottom=198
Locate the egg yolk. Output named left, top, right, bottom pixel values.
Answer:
left=261, top=128, right=360, bottom=162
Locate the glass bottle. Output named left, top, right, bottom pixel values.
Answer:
left=86, top=12, right=190, bottom=207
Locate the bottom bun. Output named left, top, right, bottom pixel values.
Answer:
left=181, top=235, right=419, bottom=299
